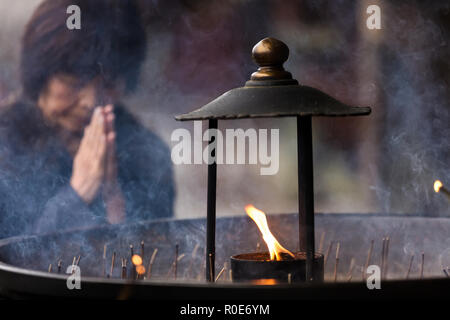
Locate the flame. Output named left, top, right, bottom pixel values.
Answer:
left=252, top=279, right=278, bottom=285
left=131, top=254, right=143, bottom=266
left=132, top=254, right=146, bottom=276
left=245, top=204, right=294, bottom=261
left=136, top=264, right=146, bottom=275
left=434, top=180, right=443, bottom=193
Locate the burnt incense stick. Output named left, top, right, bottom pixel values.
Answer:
left=420, top=252, right=425, bottom=279
left=129, top=245, right=135, bottom=279
left=324, top=241, right=333, bottom=266
left=360, top=266, right=364, bottom=280
left=121, top=258, right=127, bottom=279
left=197, top=254, right=207, bottom=281
left=102, top=244, right=107, bottom=277
left=140, top=241, right=145, bottom=261
left=196, top=247, right=207, bottom=281
left=147, top=248, right=158, bottom=279
left=406, top=254, right=414, bottom=279
left=346, top=258, right=355, bottom=282
left=434, top=180, right=450, bottom=199
left=110, top=251, right=116, bottom=277
left=381, top=237, right=390, bottom=279
left=57, top=260, right=62, bottom=274
left=334, top=242, right=340, bottom=282
left=363, top=240, right=374, bottom=280
left=256, top=242, right=261, bottom=252
left=166, top=253, right=185, bottom=279
left=287, top=273, right=292, bottom=284
left=48, top=264, right=52, bottom=273
left=381, top=238, right=386, bottom=278
left=71, top=256, right=76, bottom=274
left=318, top=231, right=326, bottom=253
left=174, top=244, right=179, bottom=280
left=384, top=237, right=390, bottom=279
left=186, top=244, right=199, bottom=277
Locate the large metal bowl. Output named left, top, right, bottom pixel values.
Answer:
left=0, top=213, right=449, bottom=299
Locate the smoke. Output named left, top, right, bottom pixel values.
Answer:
left=374, top=1, right=450, bottom=215
left=0, top=0, right=448, bottom=284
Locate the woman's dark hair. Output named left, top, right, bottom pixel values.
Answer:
left=21, top=0, right=147, bottom=101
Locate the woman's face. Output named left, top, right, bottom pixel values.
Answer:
left=37, top=74, right=124, bottom=134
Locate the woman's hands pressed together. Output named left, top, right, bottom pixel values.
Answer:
left=70, top=105, right=125, bottom=223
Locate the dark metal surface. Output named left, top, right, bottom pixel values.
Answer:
left=230, top=252, right=324, bottom=283
left=0, top=214, right=449, bottom=299
left=0, top=261, right=449, bottom=300
left=175, top=85, right=371, bottom=120
left=206, top=119, right=218, bottom=282
left=297, top=116, right=315, bottom=281
left=175, top=37, right=371, bottom=121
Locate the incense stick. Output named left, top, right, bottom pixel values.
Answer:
left=186, top=244, right=199, bottom=277
left=346, top=258, right=355, bottom=282
left=197, top=252, right=206, bottom=281
left=71, top=256, right=76, bottom=274
left=110, top=251, right=116, bottom=278
left=166, top=255, right=186, bottom=279
left=57, top=260, right=62, bottom=274
left=129, top=245, right=135, bottom=279
left=324, top=241, right=333, bottom=266
left=215, top=263, right=227, bottom=282
left=435, top=181, right=450, bottom=199
left=383, top=237, right=390, bottom=279
left=318, top=231, right=326, bottom=253
left=381, top=237, right=386, bottom=279
left=174, top=244, right=179, bottom=280
left=146, top=248, right=158, bottom=279
left=420, top=252, right=424, bottom=279
left=48, top=264, right=52, bottom=273
left=121, top=258, right=127, bottom=279
left=362, top=240, right=374, bottom=280
left=443, top=267, right=449, bottom=278
left=333, top=242, right=340, bottom=282
left=406, top=254, right=414, bottom=279
left=102, top=244, right=107, bottom=277
left=140, top=241, right=145, bottom=261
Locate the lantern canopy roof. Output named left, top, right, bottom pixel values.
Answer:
left=175, top=37, right=371, bottom=121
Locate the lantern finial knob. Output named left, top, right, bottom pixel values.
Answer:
left=250, top=37, right=293, bottom=81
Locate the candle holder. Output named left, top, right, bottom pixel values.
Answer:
left=176, top=37, right=371, bottom=282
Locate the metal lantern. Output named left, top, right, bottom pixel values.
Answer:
left=176, top=37, right=371, bottom=282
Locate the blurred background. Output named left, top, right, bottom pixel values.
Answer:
left=0, top=0, right=448, bottom=218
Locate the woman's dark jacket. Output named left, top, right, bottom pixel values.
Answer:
left=0, top=99, right=174, bottom=238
